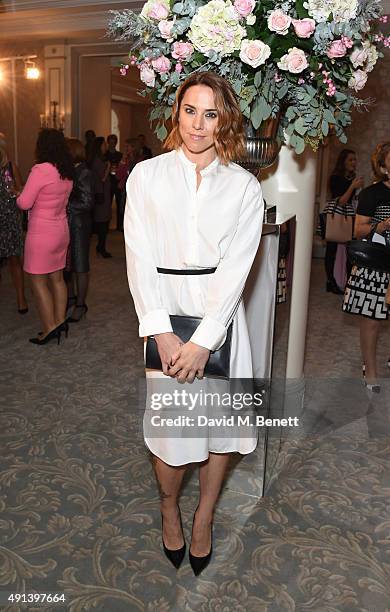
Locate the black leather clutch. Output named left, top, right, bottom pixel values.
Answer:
left=145, top=315, right=233, bottom=379
left=347, top=240, right=390, bottom=274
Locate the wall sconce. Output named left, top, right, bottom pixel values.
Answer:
left=40, top=101, right=65, bottom=131
left=25, top=60, right=40, bottom=80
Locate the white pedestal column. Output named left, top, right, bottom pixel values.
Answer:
left=260, top=143, right=318, bottom=379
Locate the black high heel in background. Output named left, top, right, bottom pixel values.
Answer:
left=67, top=304, right=88, bottom=323
left=189, top=510, right=213, bottom=576
left=326, top=280, right=343, bottom=295
left=29, top=325, right=62, bottom=345
left=161, top=506, right=186, bottom=569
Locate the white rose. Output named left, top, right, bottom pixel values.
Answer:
left=246, top=14, right=256, bottom=25
left=267, top=9, right=291, bottom=35
left=348, top=69, right=368, bottom=91
left=239, top=39, right=271, bottom=68
left=350, top=46, right=369, bottom=69
left=158, top=19, right=175, bottom=41
left=140, top=66, right=156, bottom=87
left=363, top=41, right=378, bottom=72
left=278, top=47, right=308, bottom=74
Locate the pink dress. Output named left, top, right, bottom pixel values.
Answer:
left=17, top=163, right=73, bottom=274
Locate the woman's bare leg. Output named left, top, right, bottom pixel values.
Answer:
left=8, top=256, right=27, bottom=310
left=152, top=456, right=186, bottom=550
left=191, top=452, right=230, bottom=556
left=30, top=274, right=56, bottom=335
left=48, top=269, right=67, bottom=325
left=360, top=317, right=380, bottom=382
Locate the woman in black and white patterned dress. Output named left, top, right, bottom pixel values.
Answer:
left=343, top=142, right=390, bottom=391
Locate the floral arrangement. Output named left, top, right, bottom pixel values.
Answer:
left=108, top=0, right=389, bottom=153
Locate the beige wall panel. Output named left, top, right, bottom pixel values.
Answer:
left=79, top=56, right=111, bottom=139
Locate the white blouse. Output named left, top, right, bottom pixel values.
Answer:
left=124, top=147, right=264, bottom=352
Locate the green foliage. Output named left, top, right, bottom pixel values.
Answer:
left=107, top=0, right=386, bottom=152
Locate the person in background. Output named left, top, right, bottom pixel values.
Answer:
left=136, top=133, right=152, bottom=161
left=84, top=129, right=96, bottom=162
left=0, top=143, right=28, bottom=313
left=325, top=149, right=364, bottom=294
left=343, top=141, right=390, bottom=393
left=115, top=138, right=136, bottom=226
left=65, top=138, right=93, bottom=323
left=17, top=129, right=74, bottom=345
left=87, top=137, right=112, bottom=258
left=105, top=134, right=123, bottom=231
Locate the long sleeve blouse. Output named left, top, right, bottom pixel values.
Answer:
left=124, top=148, right=264, bottom=351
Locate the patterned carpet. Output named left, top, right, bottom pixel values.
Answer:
left=0, top=232, right=389, bottom=612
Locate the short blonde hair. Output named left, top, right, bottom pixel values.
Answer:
left=371, top=141, right=390, bottom=181
left=164, top=71, right=245, bottom=164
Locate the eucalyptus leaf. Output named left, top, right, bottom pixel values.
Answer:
left=295, top=117, right=307, bottom=135
left=254, top=71, right=262, bottom=88
left=323, top=109, right=335, bottom=124
left=156, top=124, right=168, bottom=140
left=294, top=135, right=305, bottom=154
left=321, top=119, right=329, bottom=136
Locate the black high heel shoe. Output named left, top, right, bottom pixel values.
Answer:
left=161, top=506, right=186, bottom=569
left=326, top=280, right=343, bottom=295
left=67, top=305, right=88, bottom=323
left=29, top=325, right=61, bottom=345
left=96, top=247, right=112, bottom=259
left=189, top=510, right=213, bottom=576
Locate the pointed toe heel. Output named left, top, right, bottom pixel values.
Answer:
left=161, top=507, right=186, bottom=569
left=189, top=544, right=212, bottom=576
left=189, top=510, right=213, bottom=576
left=163, top=539, right=186, bottom=569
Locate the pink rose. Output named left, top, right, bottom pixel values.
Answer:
left=139, top=65, right=156, bottom=87
left=171, top=41, right=194, bottom=61
left=326, top=39, right=347, bottom=59
left=158, top=19, right=175, bottom=40
left=175, top=62, right=183, bottom=73
left=239, top=39, right=271, bottom=68
left=292, top=18, right=316, bottom=38
left=148, top=2, right=169, bottom=20
left=278, top=47, right=308, bottom=74
left=152, top=55, right=171, bottom=73
left=233, top=0, right=255, bottom=18
left=267, top=9, right=291, bottom=36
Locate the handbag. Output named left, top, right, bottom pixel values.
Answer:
left=347, top=240, right=390, bottom=274
left=324, top=198, right=354, bottom=243
left=145, top=315, right=233, bottom=380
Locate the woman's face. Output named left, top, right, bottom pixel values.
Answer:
left=100, top=141, right=107, bottom=155
left=125, top=143, right=134, bottom=158
left=178, top=84, right=218, bottom=156
left=382, top=150, right=390, bottom=177
left=344, top=153, right=357, bottom=174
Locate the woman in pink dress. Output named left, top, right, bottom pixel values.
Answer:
left=17, top=129, right=74, bottom=345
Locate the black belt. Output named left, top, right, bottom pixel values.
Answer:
left=156, top=267, right=217, bottom=275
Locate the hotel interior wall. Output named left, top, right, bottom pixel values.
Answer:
left=327, top=51, right=390, bottom=191
left=0, top=43, right=45, bottom=180
left=0, top=48, right=162, bottom=182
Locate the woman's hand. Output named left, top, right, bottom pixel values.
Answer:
left=154, top=332, right=184, bottom=375
left=168, top=341, right=210, bottom=384
left=352, top=176, right=364, bottom=190
left=377, top=217, right=390, bottom=234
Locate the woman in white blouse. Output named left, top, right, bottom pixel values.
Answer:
left=124, top=71, right=264, bottom=575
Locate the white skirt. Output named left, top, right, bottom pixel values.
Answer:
left=143, top=274, right=258, bottom=466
